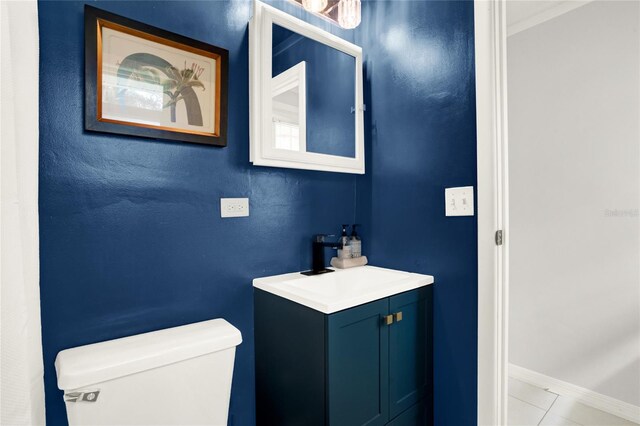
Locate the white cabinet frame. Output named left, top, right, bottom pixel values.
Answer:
left=249, top=0, right=365, bottom=174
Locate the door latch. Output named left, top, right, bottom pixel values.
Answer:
left=495, top=230, right=504, bottom=246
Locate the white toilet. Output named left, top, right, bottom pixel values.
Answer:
left=55, top=318, right=242, bottom=426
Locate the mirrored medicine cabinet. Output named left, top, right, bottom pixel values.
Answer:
left=249, top=0, right=365, bottom=174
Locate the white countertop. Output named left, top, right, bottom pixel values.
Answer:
left=253, top=265, right=434, bottom=314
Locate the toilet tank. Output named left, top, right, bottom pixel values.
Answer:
left=55, top=319, right=242, bottom=426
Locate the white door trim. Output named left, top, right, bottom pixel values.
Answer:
left=475, top=0, right=510, bottom=425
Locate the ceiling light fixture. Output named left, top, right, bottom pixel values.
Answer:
left=337, top=0, right=361, bottom=29
left=302, top=0, right=328, bottom=13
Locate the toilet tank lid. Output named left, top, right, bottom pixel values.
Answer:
left=55, top=318, right=242, bottom=391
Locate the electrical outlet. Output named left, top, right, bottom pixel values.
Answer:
left=445, top=186, right=474, bottom=216
left=220, top=198, right=249, bottom=218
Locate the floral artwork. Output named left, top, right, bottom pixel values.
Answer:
left=162, top=62, right=206, bottom=123
left=85, top=6, right=228, bottom=146
left=121, top=57, right=207, bottom=125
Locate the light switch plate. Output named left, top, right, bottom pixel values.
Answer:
left=445, top=186, right=474, bottom=216
left=220, top=198, right=249, bottom=218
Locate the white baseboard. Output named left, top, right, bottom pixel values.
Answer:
left=509, top=364, right=640, bottom=424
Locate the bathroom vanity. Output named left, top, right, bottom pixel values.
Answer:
left=254, top=266, right=434, bottom=426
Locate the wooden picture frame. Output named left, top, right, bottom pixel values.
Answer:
left=85, top=5, right=228, bottom=146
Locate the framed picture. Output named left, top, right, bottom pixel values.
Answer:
left=85, top=5, right=228, bottom=146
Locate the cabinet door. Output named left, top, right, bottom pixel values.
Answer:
left=388, top=287, right=432, bottom=420
left=386, top=399, right=426, bottom=426
left=327, top=299, right=389, bottom=426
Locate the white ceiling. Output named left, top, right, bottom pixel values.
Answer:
left=506, top=0, right=593, bottom=35
left=507, top=1, right=562, bottom=27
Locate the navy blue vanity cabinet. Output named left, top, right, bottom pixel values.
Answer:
left=327, top=298, right=390, bottom=426
left=255, top=286, right=433, bottom=426
left=389, top=289, right=431, bottom=419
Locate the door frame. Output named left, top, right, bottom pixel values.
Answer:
left=474, top=0, right=510, bottom=425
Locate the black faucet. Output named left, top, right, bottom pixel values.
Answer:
left=301, top=234, right=344, bottom=276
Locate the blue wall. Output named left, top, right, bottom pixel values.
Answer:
left=38, top=1, right=476, bottom=425
left=357, top=1, right=478, bottom=425
left=38, top=2, right=357, bottom=425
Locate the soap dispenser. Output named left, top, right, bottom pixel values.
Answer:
left=337, top=224, right=352, bottom=259
left=350, top=224, right=361, bottom=258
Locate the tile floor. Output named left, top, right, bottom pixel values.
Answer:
left=508, top=377, right=639, bottom=426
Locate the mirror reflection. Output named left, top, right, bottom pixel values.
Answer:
left=271, top=24, right=356, bottom=158
left=272, top=61, right=305, bottom=152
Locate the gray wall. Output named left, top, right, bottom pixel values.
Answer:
left=508, top=1, right=640, bottom=405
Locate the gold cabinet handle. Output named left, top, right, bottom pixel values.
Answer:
left=393, top=311, right=403, bottom=322
left=383, top=314, right=394, bottom=325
